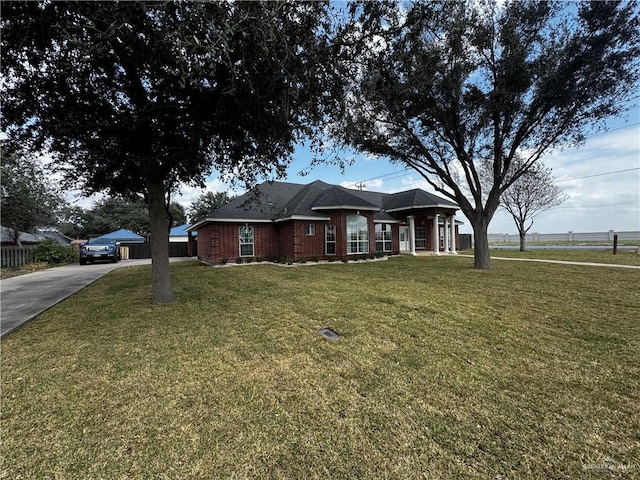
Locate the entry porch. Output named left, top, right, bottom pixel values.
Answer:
left=398, top=213, right=460, bottom=255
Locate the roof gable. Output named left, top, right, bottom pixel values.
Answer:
left=280, top=180, right=334, bottom=217
left=384, top=189, right=458, bottom=212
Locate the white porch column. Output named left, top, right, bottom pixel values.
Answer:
left=450, top=216, right=457, bottom=254
left=408, top=215, right=416, bottom=256
left=444, top=217, right=450, bottom=253
left=433, top=214, right=440, bottom=255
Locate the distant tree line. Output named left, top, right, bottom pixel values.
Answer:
left=59, top=191, right=233, bottom=238
left=1, top=145, right=232, bottom=240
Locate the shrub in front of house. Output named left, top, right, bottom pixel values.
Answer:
left=33, top=239, right=78, bottom=265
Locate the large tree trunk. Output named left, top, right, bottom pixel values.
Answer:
left=519, top=231, right=526, bottom=251
left=472, top=217, right=492, bottom=269
left=147, top=179, right=175, bottom=304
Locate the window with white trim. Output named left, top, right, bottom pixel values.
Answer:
left=415, top=227, right=426, bottom=249
left=347, top=215, right=369, bottom=254
left=375, top=223, right=393, bottom=252
left=239, top=225, right=254, bottom=256
left=305, top=224, right=316, bottom=236
left=325, top=224, right=336, bottom=255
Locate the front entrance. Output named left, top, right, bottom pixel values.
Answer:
left=400, top=226, right=410, bottom=251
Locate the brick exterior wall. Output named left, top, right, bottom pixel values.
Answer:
left=196, top=210, right=457, bottom=264
left=276, top=222, right=295, bottom=258
left=320, top=210, right=379, bottom=258
left=291, top=221, right=326, bottom=259
left=196, top=225, right=213, bottom=263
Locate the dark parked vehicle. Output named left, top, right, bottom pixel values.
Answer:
left=79, top=238, right=121, bottom=265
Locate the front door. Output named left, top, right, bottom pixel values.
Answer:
left=400, top=226, right=410, bottom=251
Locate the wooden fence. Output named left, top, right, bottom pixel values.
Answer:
left=1, top=242, right=191, bottom=268
left=1, top=247, right=34, bottom=268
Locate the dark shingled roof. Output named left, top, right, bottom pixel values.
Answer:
left=384, top=189, right=458, bottom=211
left=199, top=180, right=458, bottom=224
left=205, top=181, right=307, bottom=221
left=312, top=186, right=379, bottom=211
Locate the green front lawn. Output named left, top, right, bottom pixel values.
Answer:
left=2, top=257, right=638, bottom=479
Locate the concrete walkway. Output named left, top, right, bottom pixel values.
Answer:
left=0, top=257, right=197, bottom=338
left=455, top=254, right=640, bottom=269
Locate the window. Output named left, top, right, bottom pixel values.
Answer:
left=415, top=227, right=426, bottom=249
left=325, top=224, right=336, bottom=255
left=305, top=224, right=316, bottom=236
left=347, top=215, right=369, bottom=254
left=375, top=223, right=393, bottom=252
left=239, top=225, right=254, bottom=256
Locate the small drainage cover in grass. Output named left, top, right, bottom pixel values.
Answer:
left=318, top=328, right=340, bottom=340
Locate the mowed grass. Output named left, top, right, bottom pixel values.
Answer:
left=1, top=257, right=639, bottom=479
left=484, top=247, right=640, bottom=266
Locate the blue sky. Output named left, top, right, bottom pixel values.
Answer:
left=175, top=101, right=639, bottom=235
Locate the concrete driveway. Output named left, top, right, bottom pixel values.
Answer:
left=0, top=258, right=196, bottom=337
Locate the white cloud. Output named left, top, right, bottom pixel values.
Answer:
left=339, top=178, right=385, bottom=190
left=483, top=127, right=640, bottom=234
left=365, top=178, right=384, bottom=189
left=171, top=178, right=235, bottom=208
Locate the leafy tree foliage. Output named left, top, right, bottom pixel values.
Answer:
left=168, top=203, right=187, bottom=228
left=332, top=0, right=639, bottom=269
left=2, top=1, right=332, bottom=302
left=188, top=191, right=235, bottom=222
left=59, top=197, right=187, bottom=238
left=87, top=197, right=150, bottom=236
left=0, top=146, right=66, bottom=246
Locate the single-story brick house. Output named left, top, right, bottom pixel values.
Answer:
left=188, top=180, right=461, bottom=264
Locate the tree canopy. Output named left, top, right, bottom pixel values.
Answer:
left=59, top=197, right=186, bottom=239
left=188, top=191, right=235, bottom=223
left=331, top=0, right=640, bottom=268
left=2, top=1, right=333, bottom=302
left=0, top=146, right=66, bottom=246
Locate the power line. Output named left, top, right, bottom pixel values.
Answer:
left=347, top=122, right=639, bottom=189
left=342, top=167, right=413, bottom=188
left=586, top=120, right=639, bottom=138
left=556, top=167, right=640, bottom=183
